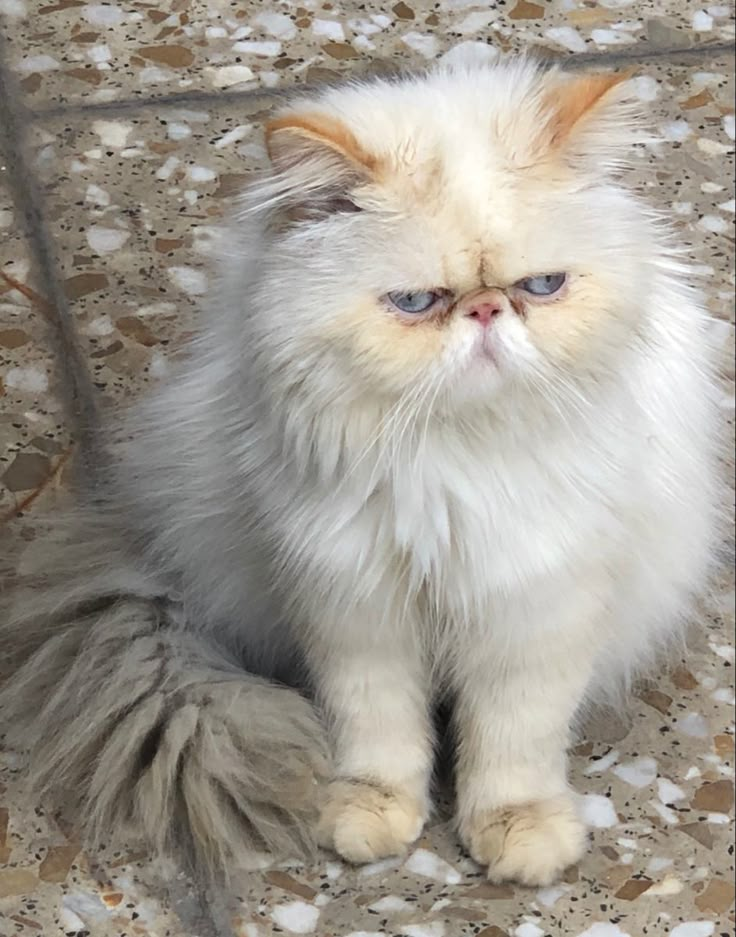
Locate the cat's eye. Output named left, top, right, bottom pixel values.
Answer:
left=516, top=273, right=567, bottom=296
left=387, top=291, right=443, bottom=314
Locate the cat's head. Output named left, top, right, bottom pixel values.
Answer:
left=248, top=59, right=652, bottom=412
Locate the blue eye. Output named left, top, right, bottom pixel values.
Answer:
left=387, top=290, right=441, bottom=314
left=516, top=273, right=567, bottom=296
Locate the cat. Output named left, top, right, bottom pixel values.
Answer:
left=0, top=57, right=722, bottom=888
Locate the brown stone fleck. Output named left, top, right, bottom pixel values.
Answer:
left=73, top=32, right=101, bottom=43
left=681, top=89, right=714, bottom=110
left=563, top=864, right=579, bottom=884
left=715, top=734, right=734, bottom=758
left=274, top=57, right=298, bottom=69
left=65, top=67, right=102, bottom=85
left=20, top=74, right=42, bottom=93
left=426, top=13, right=439, bottom=26
left=638, top=688, right=673, bottom=714
left=393, top=1, right=415, bottom=19
left=692, top=780, right=734, bottom=813
left=322, top=42, right=361, bottom=60
left=605, top=865, right=631, bottom=892
left=214, top=174, right=250, bottom=198
left=600, top=846, right=619, bottom=861
left=446, top=906, right=487, bottom=921
left=568, top=7, right=616, bottom=25
left=147, top=10, right=169, bottom=23
left=572, top=741, right=594, bottom=756
left=3, top=453, right=51, bottom=493
left=150, top=142, right=180, bottom=155
left=477, top=927, right=509, bottom=937
left=0, top=329, right=30, bottom=349
left=264, top=871, right=317, bottom=901
left=462, top=882, right=514, bottom=900
left=39, top=843, right=80, bottom=883
left=679, top=821, right=714, bottom=849
left=102, top=892, right=124, bottom=907
left=304, top=66, right=339, bottom=84
left=509, top=0, right=545, bottom=19
left=155, top=238, right=184, bottom=253
left=90, top=340, right=124, bottom=359
left=10, top=915, right=42, bottom=930
left=615, top=878, right=653, bottom=900
left=30, top=436, right=63, bottom=454
left=39, top=0, right=83, bottom=10
left=671, top=666, right=698, bottom=690
left=138, top=45, right=195, bottom=68
left=695, top=878, right=736, bottom=913
left=116, top=317, right=159, bottom=347
left=0, top=869, right=38, bottom=898
left=64, top=272, right=108, bottom=300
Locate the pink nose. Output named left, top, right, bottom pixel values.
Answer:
left=464, top=292, right=504, bottom=327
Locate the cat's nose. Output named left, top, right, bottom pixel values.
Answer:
left=462, top=291, right=505, bottom=327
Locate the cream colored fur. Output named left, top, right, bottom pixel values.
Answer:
left=0, top=58, right=722, bottom=886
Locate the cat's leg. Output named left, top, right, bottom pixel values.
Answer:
left=310, top=610, right=433, bottom=864
left=453, top=581, right=606, bottom=886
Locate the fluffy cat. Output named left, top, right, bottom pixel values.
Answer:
left=0, top=58, right=722, bottom=887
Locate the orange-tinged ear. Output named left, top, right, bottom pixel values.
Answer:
left=264, top=112, right=379, bottom=174
left=544, top=69, right=635, bottom=150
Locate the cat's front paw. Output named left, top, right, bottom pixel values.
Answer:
left=461, top=794, right=587, bottom=886
left=317, top=779, right=425, bottom=864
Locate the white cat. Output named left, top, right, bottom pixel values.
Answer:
left=0, top=58, right=722, bottom=887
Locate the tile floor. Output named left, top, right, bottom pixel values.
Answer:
left=0, top=1, right=734, bottom=936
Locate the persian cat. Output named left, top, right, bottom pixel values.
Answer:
left=0, top=58, right=722, bottom=887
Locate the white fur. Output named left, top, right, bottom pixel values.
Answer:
left=99, top=60, right=722, bottom=882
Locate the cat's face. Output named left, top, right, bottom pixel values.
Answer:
left=257, top=61, right=650, bottom=411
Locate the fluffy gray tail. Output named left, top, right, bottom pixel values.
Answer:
left=0, top=512, right=329, bottom=880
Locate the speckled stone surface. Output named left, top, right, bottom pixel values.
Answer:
left=0, top=2, right=734, bottom=936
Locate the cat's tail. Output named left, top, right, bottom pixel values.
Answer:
left=0, top=510, right=329, bottom=880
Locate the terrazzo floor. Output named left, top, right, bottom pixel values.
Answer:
left=0, top=2, right=734, bottom=936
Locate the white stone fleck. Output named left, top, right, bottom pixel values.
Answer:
left=357, top=856, right=400, bottom=877
left=699, top=214, right=730, bottom=233
left=536, top=884, right=570, bottom=907
left=206, top=65, right=255, bottom=88
left=440, top=42, right=498, bottom=68
left=707, top=4, right=730, bottom=14
left=344, top=932, right=384, bottom=937
left=710, top=642, right=735, bottom=662
left=4, top=366, right=48, bottom=393
left=324, top=861, right=343, bottom=879
left=404, top=848, right=461, bottom=884
left=169, top=109, right=210, bottom=123
left=230, top=25, right=252, bottom=39
left=86, top=225, right=130, bottom=254
left=632, top=75, right=659, bottom=102
left=613, top=757, right=657, bottom=788
left=156, top=156, right=181, bottom=181
left=232, top=40, right=282, bottom=56
left=85, top=184, right=110, bottom=207
left=59, top=908, right=87, bottom=932
left=205, top=26, right=227, bottom=38
left=15, top=54, right=59, bottom=72
left=647, top=856, right=673, bottom=874
left=718, top=199, right=735, bottom=213
left=139, top=66, right=171, bottom=84
left=168, top=266, right=208, bottom=295
left=670, top=924, right=715, bottom=937
left=706, top=812, right=732, bottom=824
left=312, top=19, right=345, bottom=41
left=457, top=11, right=495, bottom=33
left=580, top=793, right=618, bottom=828
left=648, top=874, right=684, bottom=896
left=661, top=120, right=692, bottom=142
left=578, top=925, right=632, bottom=937
left=136, top=301, right=177, bottom=318
left=368, top=895, right=410, bottom=913
left=87, top=316, right=115, bottom=337
left=592, top=28, right=636, bottom=44
left=401, top=924, right=445, bottom=937
left=82, top=4, right=123, bottom=26
left=270, top=900, right=320, bottom=934
left=0, top=0, right=26, bottom=19
left=701, top=181, right=724, bottom=192
left=91, top=119, right=132, bottom=148
left=401, top=32, right=440, bottom=58
left=0, top=208, right=14, bottom=227
left=676, top=712, right=709, bottom=738
left=648, top=800, right=679, bottom=825
left=616, top=837, right=637, bottom=849
left=698, top=137, right=733, bottom=155
left=712, top=687, right=735, bottom=704
left=693, top=10, right=714, bottom=30
left=724, top=114, right=735, bottom=140
left=514, top=925, right=545, bottom=937
left=188, top=165, right=217, bottom=183
left=544, top=26, right=586, bottom=52
left=213, top=125, right=250, bottom=149
left=371, top=14, right=392, bottom=28
left=657, top=778, right=686, bottom=803
left=353, top=35, right=375, bottom=51
left=88, top=44, right=112, bottom=64
left=167, top=121, right=192, bottom=140
left=584, top=749, right=620, bottom=775
left=254, top=11, right=297, bottom=40
left=183, top=190, right=198, bottom=205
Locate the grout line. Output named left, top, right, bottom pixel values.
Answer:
left=26, top=41, right=736, bottom=122
left=0, top=33, right=103, bottom=486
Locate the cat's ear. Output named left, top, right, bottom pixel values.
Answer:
left=263, top=113, right=377, bottom=220
left=538, top=70, right=641, bottom=173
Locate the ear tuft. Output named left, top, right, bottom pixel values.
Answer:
left=264, top=112, right=378, bottom=174
left=545, top=70, right=634, bottom=148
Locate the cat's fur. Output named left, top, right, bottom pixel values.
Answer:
left=0, top=59, right=722, bottom=886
